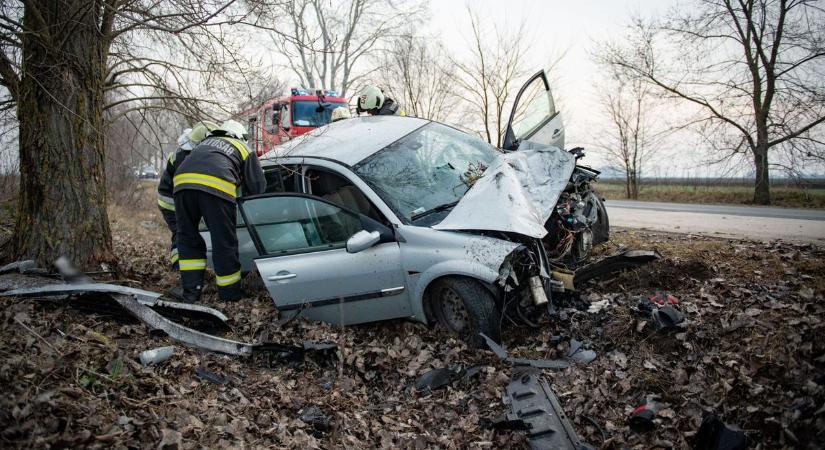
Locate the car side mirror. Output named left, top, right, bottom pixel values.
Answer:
left=346, top=230, right=381, bottom=254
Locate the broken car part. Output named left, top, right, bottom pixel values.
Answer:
left=651, top=305, right=686, bottom=332
left=138, top=346, right=175, bottom=366
left=298, top=405, right=332, bottom=433
left=1, top=284, right=336, bottom=360
left=0, top=260, right=48, bottom=276
left=567, top=339, right=597, bottom=365
left=573, top=250, right=661, bottom=286
left=1, top=282, right=230, bottom=331
left=485, top=368, right=593, bottom=450
left=693, top=415, right=750, bottom=450
left=628, top=396, right=665, bottom=432
left=113, top=294, right=336, bottom=360
left=481, top=333, right=570, bottom=370
left=414, top=364, right=485, bottom=393
left=194, top=368, right=229, bottom=385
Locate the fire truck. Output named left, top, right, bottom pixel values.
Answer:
left=238, top=88, right=349, bottom=156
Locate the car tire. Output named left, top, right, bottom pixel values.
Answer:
left=591, top=192, right=610, bottom=245
left=430, top=277, right=501, bottom=348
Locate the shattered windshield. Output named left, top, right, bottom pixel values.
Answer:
left=354, top=122, right=499, bottom=223
left=292, top=100, right=347, bottom=127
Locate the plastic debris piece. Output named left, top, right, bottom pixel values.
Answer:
left=568, top=339, right=597, bottom=365
left=138, top=346, right=175, bottom=366
left=298, top=405, right=332, bottom=432
left=628, top=395, right=665, bottom=433
left=651, top=305, right=686, bottom=332
left=194, top=368, right=229, bottom=385
left=693, top=415, right=750, bottom=450
left=481, top=333, right=570, bottom=370
left=484, top=368, right=594, bottom=449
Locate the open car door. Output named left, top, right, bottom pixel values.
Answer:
left=502, top=70, right=564, bottom=151
left=238, top=193, right=411, bottom=325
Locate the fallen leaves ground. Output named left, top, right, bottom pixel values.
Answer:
left=1, top=206, right=823, bottom=449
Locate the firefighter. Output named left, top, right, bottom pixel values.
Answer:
left=157, top=121, right=218, bottom=270
left=331, top=106, right=351, bottom=122
left=173, top=120, right=266, bottom=303
left=356, top=85, right=405, bottom=116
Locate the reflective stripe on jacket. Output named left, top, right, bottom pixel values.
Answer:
left=172, top=135, right=266, bottom=203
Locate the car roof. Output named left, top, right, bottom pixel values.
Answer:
left=262, top=115, right=430, bottom=166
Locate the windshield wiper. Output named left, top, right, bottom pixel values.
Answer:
left=411, top=201, right=459, bottom=221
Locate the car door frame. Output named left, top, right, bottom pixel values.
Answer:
left=502, top=70, right=560, bottom=151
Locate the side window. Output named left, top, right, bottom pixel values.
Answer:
left=264, top=107, right=274, bottom=132
left=264, top=165, right=299, bottom=194
left=280, top=104, right=290, bottom=129
left=304, top=168, right=384, bottom=223
left=240, top=196, right=362, bottom=255
left=510, top=75, right=555, bottom=142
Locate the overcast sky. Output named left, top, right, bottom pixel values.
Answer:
left=428, top=0, right=689, bottom=175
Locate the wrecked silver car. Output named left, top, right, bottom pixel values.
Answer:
left=203, top=71, right=609, bottom=345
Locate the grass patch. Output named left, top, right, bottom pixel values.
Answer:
left=596, top=180, right=825, bottom=209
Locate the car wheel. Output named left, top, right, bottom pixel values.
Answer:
left=430, top=277, right=500, bottom=348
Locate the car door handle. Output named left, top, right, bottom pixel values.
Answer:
left=268, top=273, right=297, bottom=281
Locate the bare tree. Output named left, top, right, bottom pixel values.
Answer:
left=599, top=1, right=825, bottom=204
left=592, top=67, right=667, bottom=199
left=0, top=1, right=258, bottom=268
left=375, top=33, right=458, bottom=122
left=452, top=7, right=530, bottom=147
left=252, top=0, right=425, bottom=97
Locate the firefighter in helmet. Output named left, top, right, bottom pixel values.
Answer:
left=173, top=120, right=266, bottom=303
left=157, top=121, right=218, bottom=270
left=356, top=85, right=405, bottom=116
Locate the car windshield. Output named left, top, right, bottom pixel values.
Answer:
left=354, top=122, right=500, bottom=223
left=292, top=100, right=347, bottom=127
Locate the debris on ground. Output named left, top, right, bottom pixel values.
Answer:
left=414, top=364, right=485, bottom=392
left=0, top=224, right=823, bottom=448
left=485, top=367, right=594, bottom=450
left=627, top=394, right=667, bottom=433
left=693, top=414, right=751, bottom=450
left=138, top=346, right=175, bottom=366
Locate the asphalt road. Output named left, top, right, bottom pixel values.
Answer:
left=606, top=200, right=825, bottom=244
left=608, top=199, right=825, bottom=221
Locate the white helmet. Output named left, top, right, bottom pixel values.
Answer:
left=217, top=119, right=249, bottom=141
left=188, top=120, right=219, bottom=146
left=331, top=106, right=351, bottom=122
left=177, top=128, right=193, bottom=150
left=358, top=85, right=384, bottom=112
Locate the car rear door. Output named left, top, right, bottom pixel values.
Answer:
left=502, top=70, right=564, bottom=150
left=238, top=193, right=411, bottom=325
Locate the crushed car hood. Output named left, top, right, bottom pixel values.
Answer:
left=434, top=142, right=576, bottom=238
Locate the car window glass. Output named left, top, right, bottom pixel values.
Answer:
left=292, top=101, right=349, bottom=127
left=264, top=107, right=273, bottom=131
left=510, top=77, right=555, bottom=141
left=280, top=104, right=290, bottom=128
left=241, top=196, right=362, bottom=255
left=305, top=168, right=383, bottom=222
left=354, top=122, right=499, bottom=223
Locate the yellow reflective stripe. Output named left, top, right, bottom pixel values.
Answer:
left=215, top=270, right=241, bottom=287
left=170, top=249, right=179, bottom=264
left=173, top=172, right=236, bottom=197
left=179, top=259, right=206, bottom=271
left=224, top=137, right=249, bottom=161
left=158, top=198, right=175, bottom=211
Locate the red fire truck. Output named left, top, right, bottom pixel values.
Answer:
left=239, top=88, right=349, bottom=156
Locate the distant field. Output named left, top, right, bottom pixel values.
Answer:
left=595, top=179, right=825, bottom=209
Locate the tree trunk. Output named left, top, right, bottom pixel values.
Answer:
left=12, top=1, right=114, bottom=269
left=752, top=142, right=771, bottom=205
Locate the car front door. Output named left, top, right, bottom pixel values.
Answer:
left=238, top=193, right=411, bottom=325
left=502, top=70, right=564, bottom=150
